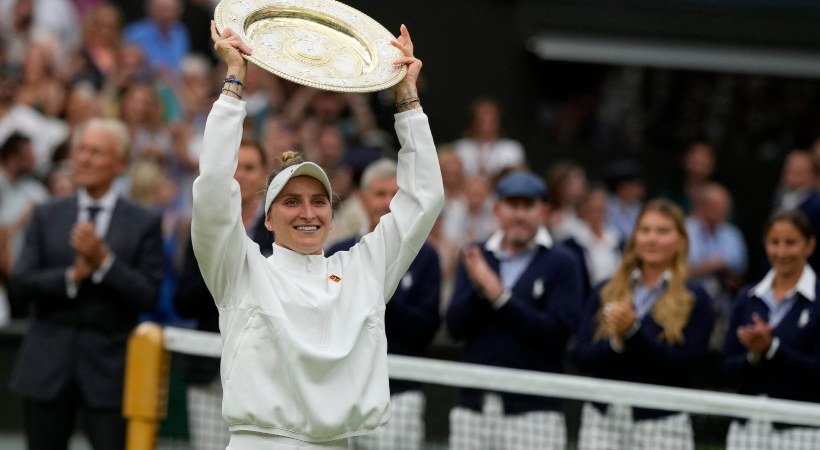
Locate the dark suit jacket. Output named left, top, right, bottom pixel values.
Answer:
left=9, top=194, right=164, bottom=408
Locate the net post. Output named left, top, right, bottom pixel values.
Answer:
left=123, top=322, right=170, bottom=450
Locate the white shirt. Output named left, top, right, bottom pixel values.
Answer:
left=454, top=137, right=526, bottom=179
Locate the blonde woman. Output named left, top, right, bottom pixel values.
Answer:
left=575, top=199, right=715, bottom=450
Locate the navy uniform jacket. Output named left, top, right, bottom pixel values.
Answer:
left=446, top=241, right=583, bottom=414
left=721, top=279, right=820, bottom=415
left=798, top=191, right=820, bottom=272
left=327, top=236, right=441, bottom=394
left=10, top=195, right=164, bottom=408
left=575, top=281, right=714, bottom=420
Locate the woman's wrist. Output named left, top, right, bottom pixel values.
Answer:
left=395, top=87, right=421, bottom=112
left=396, top=96, right=420, bottom=112
left=222, top=69, right=246, bottom=99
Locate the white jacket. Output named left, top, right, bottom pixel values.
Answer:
left=191, top=95, right=443, bottom=442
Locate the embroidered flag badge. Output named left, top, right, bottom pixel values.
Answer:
left=329, top=275, right=341, bottom=283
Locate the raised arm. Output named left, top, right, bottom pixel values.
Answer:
left=351, top=25, right=444, bottom=301
left=191, top=22, right=254, bottom=306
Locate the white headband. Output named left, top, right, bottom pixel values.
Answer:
left=264, top=162, right=333, bottom=214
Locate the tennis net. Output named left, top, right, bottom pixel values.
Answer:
left=126, top=324, right=820, bottom=450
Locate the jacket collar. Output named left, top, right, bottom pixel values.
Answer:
left=484, top=226, right=552, bottom=259
left=751, top=264, right=816, bottom=302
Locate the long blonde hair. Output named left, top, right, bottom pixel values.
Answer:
left=594, top=199, right=694, bottom=344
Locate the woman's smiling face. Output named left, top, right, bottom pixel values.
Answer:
left=765, top=219, right=815, bottom=277
left=265, top=176, right=332, bottom=255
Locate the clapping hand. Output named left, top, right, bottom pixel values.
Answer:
left=462, top=246, right=504, bottom=302
left=70, top=222, right=109, bottom=282
left=737, top=313, right=773, bottom=359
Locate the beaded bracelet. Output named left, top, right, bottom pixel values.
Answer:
left=223, top=75, right=245, bottom=88
left=222, top=87, right=242, bottom=100
left=396, top=97, right=420, bottom=111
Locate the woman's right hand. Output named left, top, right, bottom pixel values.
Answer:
left=210, top=20, right=252, bottom=73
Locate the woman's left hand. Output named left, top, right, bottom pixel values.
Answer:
left=390, top=24, right=422, bottom=104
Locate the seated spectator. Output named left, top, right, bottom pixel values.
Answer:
left=18, top=39, right=66, bottom=117
left=773, top=149, right=820, bottom=271
left=605, top=159, right=645, bottom=241
left=0, top=62, right=69, bottom=176
left=562, top=185, right=623, bottom=298
left=722, top=209, right=820, bottom=450
left=686, top=182, right=747, bottom=349
left=545, top=159, right=588, bottom=241
left=454, top=97, right=527, bottom=179
left=575, top=199, right=714, bottom=450
left=442, top=175, right=497, bottom=247
left=123, top=0, right=191, bottom=77
left=68, top=2, right=123, bottom=90
left=661, top=139, right=717, bottom=214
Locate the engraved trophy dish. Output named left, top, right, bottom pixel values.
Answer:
left=214, top=0, right=407, bottom=92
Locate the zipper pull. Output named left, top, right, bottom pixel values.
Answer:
left=306, top=257, right=312, bottom=273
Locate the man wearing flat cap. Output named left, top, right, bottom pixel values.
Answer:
left=446, top=170, right=583, bottom=450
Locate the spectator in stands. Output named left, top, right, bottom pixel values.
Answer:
left=575, top=199, right=714, bottom=450
left=545, top=159, right=588, bottom=241
left=721, top=209, right=820, bottom=450
left=68, top=3, right=123, bottom=90
left=18, top=39, right=66, bottom=117
left=686, top=182, right=747, bottom=349
left=64, top=82, right=102, bottom=131
left=446, top=170, right=583, bottom=450
left=0, top=62, right=69, bottom=176
left=605, top=159, right=645, bottom=241
left=435, top=146, right=467, bottom=303
left=46, top=161, right=75, bottom=197
left=263, top=114, right=301, bottom=173
left=443, top=175, right=497, bottom=247
left=454, top=97, right=527, bottom=179
left=562, top=185, right=623, bottom=298
left=175, top=138, right=272, bottom=450
left=0, top=132, right=49, bottom=272
left=124, top=0, right=191, bottom=77
left=9, top=117, right=164, bottom=450
left=305, top=123, right=353, bottom=200
left=1, top=0, right=81, bottom=69
left=661, top=139, right=717, bottom=214
left=774, top=149, right=820, bottom=271
left=326, top=158, right=441, bottom=450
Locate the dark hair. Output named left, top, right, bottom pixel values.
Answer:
left=764, top=209, right=814, bottom=241
left=264, top=151, right=303, bottom=198
left=239, top=138, right=267, bottom=168
left=0, top=132, right=31, bottom=162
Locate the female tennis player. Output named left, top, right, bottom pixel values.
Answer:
left=192, top=21, right=443, bottom=450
